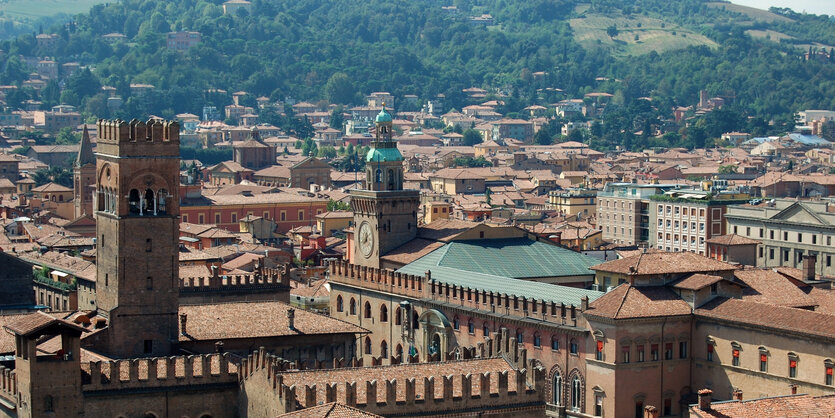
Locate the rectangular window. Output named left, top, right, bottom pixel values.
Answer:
left=827, top=367, right=833, bottom=386
left=280, top=211, right=286, bottom=221
left=679, top=342, right=688, bottom=359
left=770, top=248, right=775, bottom=260
left=790, top=359, right=797, bottom=378
left=770, top=230, right=774, bottom=239
left=798, top=233, right=803, bottom=243
left=637, top=345, right=645, bottom=362
left=760, top=228, right=764, bottom=238
left=665, top=343, right=673, bottom=360
left=215, top=213, right=221, bottom=224
left=263, top=211, right=269, bottom=219
left=813, top=235, right=817, bottom=244
left=732, top=349, right=740, bottom=367
left=707, top=344, right=714, bottom=361
left=231, top=213, right=237, bottom=223
left=198, top=214, right=204, bottom=224
left=651, top=344, right=659, bottom=361
left=144, top=340, right=153, bottom=354
left=146, top=238, right=152, bottom=252
left=596, top=340, right=603, bottom=361
left=595, top=395, right=603, bottom=417
left=760, top=354, right=768, bottom=372
left=622, top=346, right=630, bottom=363
left=298, top=210, right=304, bottom=220
left=182, top=215, right=188, bottom=223
left=784, top=231, right=789, bottom=241
left=663, top=398, right=672, bottom=416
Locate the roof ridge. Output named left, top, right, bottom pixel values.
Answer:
left=614, top=285, right=631, bottom=318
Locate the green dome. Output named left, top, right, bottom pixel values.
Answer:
left=366, top=147, right=403, bottom=163
left=375, top=107, right=392, bottom=123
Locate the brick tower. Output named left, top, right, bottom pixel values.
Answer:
left=94, top=119, right=180, bottom=357
left=350, top=106, right=420, bottom=268
left=73, top=125, right=96, bottom=218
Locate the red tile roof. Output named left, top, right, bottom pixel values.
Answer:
left=590, top=251, right=737, bottom=276
left=705, top=234, right=761, bottom=246
left=691, top=394, right=835, bottom=417
left=735, top=268, right=817, bottom=308
left=585, top=284, right=692, bottom=320
left=277, top=402, right=382, bottom=417
left=696, top=297, right=835, bottom=340
left=672, top=274, right=726, bottom=291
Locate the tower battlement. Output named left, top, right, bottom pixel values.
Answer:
left=82, top=353, right=237, bottom=392
left=95, top=118, right=180, bottom=158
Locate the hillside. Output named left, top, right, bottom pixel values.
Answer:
left=0, top=0, right=834, bottom=134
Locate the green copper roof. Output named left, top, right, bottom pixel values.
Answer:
left=397, top=238, right=602, bottom=305
left=375, top=107, right=392, bottom=123
left=366, top=147, right=402, bottom=163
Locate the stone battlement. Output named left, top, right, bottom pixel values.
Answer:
left=95, top=118, right=180, bottom=158
left=0, top=366, right=16, bottom=403
left=239, top=343, right=545, bottom=416
left=329, top=260, right=584, bottom=328
left=179, top=266, right=290, bottom=293
left=82, top=353, right=237, bottom=392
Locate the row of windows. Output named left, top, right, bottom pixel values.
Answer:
left=452, top=318, right=579, bottom=353
left=334, top=297, right=419, bottom=329
left=761, top=247, right=833, bottom=267
left=184, top=208, right=323, bottom=224
left=709, top=344, right=835, bottom=385
left=735, top=225, right=833, bottom=246
left=612, top=342, right=688, bottom=363
left=658, top=205, right=707, bottom=218
left=658, top=219, right=705, bottom=233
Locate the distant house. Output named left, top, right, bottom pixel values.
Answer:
left=223, top=0, right=252, bottom=15
left=167, top=31, right=201, bottom=51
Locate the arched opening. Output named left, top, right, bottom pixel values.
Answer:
left=429, top=333, right=441, bottom=358
left=396, top=344, right=403, bottom=359
left=380, top=304, right=388, bottom=322
left=375, top=169, right=381, bottom=184
left=552, top=372, right=562, bottom=405
left=394, top=307, right=402, bottom=325
left=380, top=340, right=388, bottom=358
left=412, top=310, right=419, bottom=330
left=364, top=337, right=372, bottom=355
left=128, top=189, right=140, bottom=214
left=387, top=169, right=394, bottom=190
left=144, top=189, right=155, bottom=214
left=571, top=375, right=582, bottom=411
left=349, top=298, right=356, bottom=315
left=364, top=301, right=371, bottom=319
left=336, top=295, right=343, bottom=312
left=143, top=413, right=159, bottom=418
left=157, top=189, right=168, bottom=214
left=97, top=188, right=105, bottom=211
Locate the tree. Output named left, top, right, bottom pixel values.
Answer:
left=325, top=73, right=356, bottom=105
left=462, top=129, right=482, bottom=146
left=55, top=127, right=80, bottom=145
left=534, top=125, right=554, bottom=145
left=718, top=164, right=737, bottom=174
left=327, top=199, right=351, bottom=211
left=330, top=107, right=344, bottom=130
left=606, top=25, right=619, bottom=39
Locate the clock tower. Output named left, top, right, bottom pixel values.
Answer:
left=350, top=106, right=419, bottom=268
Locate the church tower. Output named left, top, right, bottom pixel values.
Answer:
left=94, top=119, right=180, bottom=357
left=350, top=106, right=419, bottom=268
left=73, top=125, right=96, bottom=219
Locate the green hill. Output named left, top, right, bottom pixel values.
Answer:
left=0, top=0, right=834, bottom=148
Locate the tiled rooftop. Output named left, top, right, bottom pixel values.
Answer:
left=585, top=284, right=692, bottom=320
left=590, top=251, right=737, bottom=276
left=690, top=394, right=835, bottom=417
left=696, top=297, right=835, bottom=340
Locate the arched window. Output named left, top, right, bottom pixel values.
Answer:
left=552, top=372, right=562, bottom=405
left=516, top=329, right=524, bottom=345
left=571, top=375, right=582, bottom=411
left=97, top=188, right=105, bottom=211
left=534, top=332, right=542, bottom=348
left=551, top=335, right=560, bottom=351
left=570, top=338, right=579, bottom=354
left=336, top=295, right=343, bottom=312
left=387, top=169, right=394, bottom=190
left=143, top=413, right=159, bottom=418
left=396, top=344, right=403, bottom=359
left=380, top=304, right=388, bottom=322
left=468, top=319, right=475, bottom=334
left=144, top=189, right=154, bottom=213
left=157, top=189, right=168, bottom=214
left=349, top=298, right=356, bottom=315
left=395, top=307, right=402, bottom=325
left=483, top=323, right=490, bottom=337
left=364, top=337, right=372, bottom=355
left=453, top=316, right=459, bottom=330
left=375, top=169, right=382, bottom=184
left=380, top=340, right=388, bottom=358
left=129, top=189, right=140, bottom=214
left=364, top=302, right=372, bottom=319
left=412, top=310, right=419, bottom=330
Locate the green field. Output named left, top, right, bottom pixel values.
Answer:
left=570, top=14, right=718, bottom=57
left=705, top=2, right=794, bottom=23
left=0, top=0, right=109, bottom=21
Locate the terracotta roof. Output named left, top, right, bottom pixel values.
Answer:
left=691, top=394, right=835, bottom=417
left=31, top=182, right=72, bottom=193
left=3, top=311, right=86, bottom=337
left=278, top=402, right=382, bottom=417
left=290, top=279, right=330, bottom=298
left=381, top=238, right=445, bottom=266
left=705, top=234, right=761, bottom=246
left=585, top=284, right=692, bottom=319
left=735, top=268, right=817, bottom=308
left=178, top=300, right=367, bottom=342
left=671, top=274, right=726, bottom=291
left=590, top=251, right=737, bottom=276
left=0, top=314, right=38, bottom=353
left=806, top=287, right=835, bottom=315
left=696, top=297, right=835, bottom=340
left=417, top=219, right=476, bottom=242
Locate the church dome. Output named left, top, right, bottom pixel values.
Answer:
left=375, top=106, right=392, bottom=123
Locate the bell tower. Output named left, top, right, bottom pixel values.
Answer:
left=94, top=119, right=180, bottom=358
left=350, top=106, right=419, bottom=268
left=73, top=125, right=96, bottom=218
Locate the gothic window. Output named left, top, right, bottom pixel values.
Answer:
left=571, top=375, right=582, bottom=411
left=336, top=295, right=343, bottom=312
left=144, top=189, right=154, bottom=213
left=364, top=302, right=371, bottom=319
left=552, top=372, right=562, bottom=405
left=375, top=169, right=382, bottom=184
left=364, top=337, right=372, bottom=355
left=380, top=340, right=388, bottom=358
left=349, top=298, right=356, bottom=315
left=380, top=304, right=388, bottom=322
left=387, top=169, right=394, bottom=190
left=395, top=307, right=402, bottom=325
left=157, top=189, right=168, bottom=214
left=129, top=189, right=140, bottom=214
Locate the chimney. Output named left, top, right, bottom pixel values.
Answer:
left=287, top=308, right=296, bottom=330
left=802, top=255, right=817, bottom=281
left=644, top=405, right=659, bottom=418
left=790, top=384, right=798, bottom=395
left=179, top=313, right=187, bottom=336
left=733, top=389, right=743, bottom=401
left=698, top=389, right=713, bottom=411
left=581, top=296, right=589, bottom=311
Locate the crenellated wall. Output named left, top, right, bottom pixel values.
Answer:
left=238, top=346, right=547, bottom=417
left=95, top=118, right=180, bottom=159
left=82, top=353, right=238, bottom=392
left=179, top=266, right=291, bottom=303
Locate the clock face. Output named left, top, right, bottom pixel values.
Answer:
left=358, top=221, right=374, bottom=258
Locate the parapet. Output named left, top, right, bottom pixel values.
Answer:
left=95, top=118, right=180, bottom=158
left=82, top=353, right=237, bottom=392
left=180, top=266, right=290, bottom=293
left=0, top=366, right=16, bottom=403
left=329, top=260, right=581, bottom=329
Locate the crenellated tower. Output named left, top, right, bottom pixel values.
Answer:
left=350, top=106, right=420, bottom=268
left=94, top=118, right=181, bottom=358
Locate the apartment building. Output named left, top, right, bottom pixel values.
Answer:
left=724, top=199, right=835, bottom=277
left=596, top=183, right=673, bottom=247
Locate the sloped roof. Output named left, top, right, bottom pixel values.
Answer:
left=696, top=297, right=835, bottom=340
left=705, top=234, right=760, bottom=246
left=4, top=311, right=86, bottom=337
left=735, top=268, right=817, bottom=308
left=585, top=284, right=692, bottom=320
left=278, top=402, right=382, bottom=417
left=691, top=394, right=835, bottom=418
left=590, top=251, right=737, bottom=276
